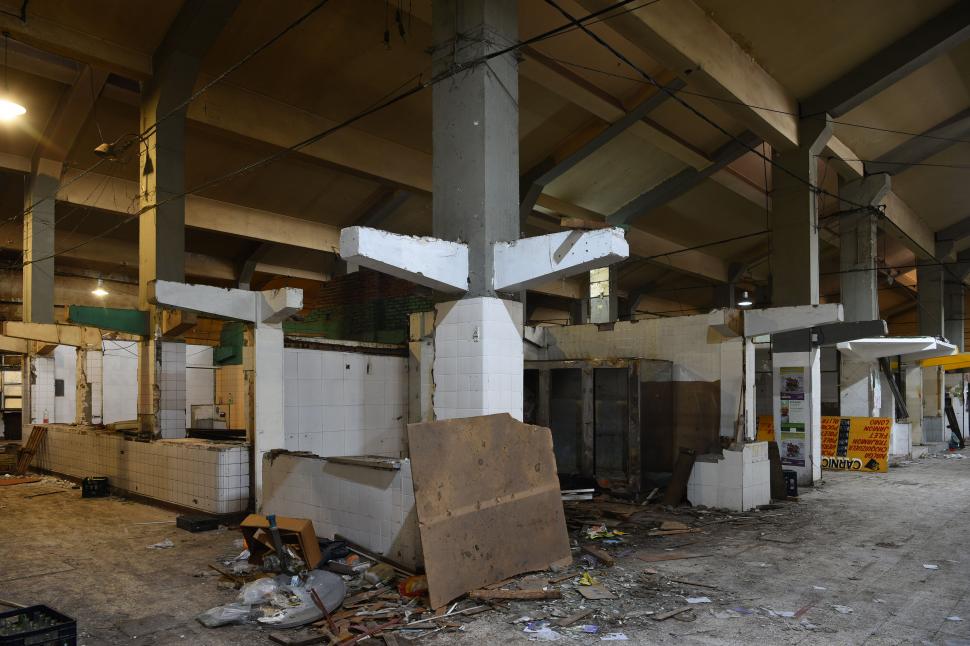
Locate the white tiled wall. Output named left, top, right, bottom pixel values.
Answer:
left=433, top=297, right=524, bottom=420
left=262, top=452, right=421, bottom=570
left=34, top=425, right=249, bottom=513
left=30, top=356, right=55, bottom=424
left=687, top=442, right=770, bottom=511
left=186, top=345, right=215, bottom=426
left=102, top=341, right=138, bottom=423
left=53, top=346, right=77, bottom=423
left=159, top=341, right=187, bottom=439
left=283, top=349, right=407, bottom=457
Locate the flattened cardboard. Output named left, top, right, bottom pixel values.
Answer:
left=407, top=414, right=572, bottom=608
left=240, top=514, right=322, bottom=569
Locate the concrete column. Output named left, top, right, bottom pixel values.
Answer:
left=253, top=323, right=284, bottom=506
left=431, top=0, right=518, bottom=296
left=918, top=262, right=944, bottom=337
left=839, top=211, right=879, bottom=322
left=432, top=297, right=523, bottom=421
left=75, top=348, right=90, bottom=425
left=773, top=349, right=822, bottom=485
left=770, top=117, right=833, bottom=306
left=838, top=176, right=886, bottom=419
left=137, top=1, right=237, bottom=437
left=23, top=158, right=59, bottom=325
left=918, top=259, right=946, bottom=436
left=944, top=280, right=965, bottom=352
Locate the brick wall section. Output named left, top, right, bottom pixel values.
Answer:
left=271, top=270, right=434, bottom=343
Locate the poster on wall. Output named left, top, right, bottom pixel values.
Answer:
left=779, top=367, right=806, bottom=467
left=821, top=416, right=891, bottom=473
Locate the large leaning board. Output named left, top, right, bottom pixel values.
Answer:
left=407, top=414, right=572, bottom=608
left=821, top=416, right=891, bottom=472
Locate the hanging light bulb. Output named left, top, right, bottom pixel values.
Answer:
left=737, top=290, right=753, bottom=307
left=91, top=278, right=109, bottom=298
left=0, top=33, right=26, bottom=122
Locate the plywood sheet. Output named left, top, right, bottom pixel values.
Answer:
left=407, top=414, right=572, bottom=608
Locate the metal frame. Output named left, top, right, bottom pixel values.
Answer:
left=525, top=358, right=671, bottom=494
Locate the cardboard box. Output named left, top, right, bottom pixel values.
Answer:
left=240, top=515, right=322, bottom=569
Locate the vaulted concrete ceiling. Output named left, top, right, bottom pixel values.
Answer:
left=0, top=0, right=966, bottom=317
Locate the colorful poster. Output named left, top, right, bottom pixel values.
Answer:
left=821, top=416, right=891, bottom=473
left=779, top=367, right=806, bottom=467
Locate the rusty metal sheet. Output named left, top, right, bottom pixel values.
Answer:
left=407, top=413, right=572, bottom=608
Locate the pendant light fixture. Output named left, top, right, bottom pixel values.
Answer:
left=0, top=32, right=26, bottom=121
left=92, top=278, right=109, bottom=298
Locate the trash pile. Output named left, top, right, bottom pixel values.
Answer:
left=198, top=513, right=490, bottom=643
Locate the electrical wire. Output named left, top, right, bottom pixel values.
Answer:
left=16, top=0, right=644, bottom=269
left=542, top=0, right=964, bottom=289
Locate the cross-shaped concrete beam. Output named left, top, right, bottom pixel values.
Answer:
left=339, top=226, right=629, bottom=294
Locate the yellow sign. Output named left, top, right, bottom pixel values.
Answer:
left=756, top=415, right=774, bottom=442
left=820, top=416, right=891, bottom=473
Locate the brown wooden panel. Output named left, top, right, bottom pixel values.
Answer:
left=407, top=414, right=572, bottom=609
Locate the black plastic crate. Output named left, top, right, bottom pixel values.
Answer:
left=782, top=469, right=798, bottom=498
left=0, top=605, right=76, bottom=646
left=176, top=514, right=221, bottom=533
left=80, top=476, right=109, bottom=498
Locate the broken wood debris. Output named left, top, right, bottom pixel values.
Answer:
left=581, top=544, right=615, bottom=566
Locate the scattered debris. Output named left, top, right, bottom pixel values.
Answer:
left=469, top=589, right=562, bottom=601
left=686, top=597, right=711, bottom=604
left=923, top=564, right=939, bottom=570
left=946, top=616, right=963, bottom=622
left=600, top=633, right=629, bottom=641
left=147, top=538, right=175, bottom=550
left=577, top=585, right=616, bottom=601
left=832, top=605, right=853, bottom=614
left=652, top=607, right=692, bottom=621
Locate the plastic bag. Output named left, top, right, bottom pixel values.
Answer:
left=237, top=577, right=279, bottom=605
left=197, top=603, right=251, bottom=628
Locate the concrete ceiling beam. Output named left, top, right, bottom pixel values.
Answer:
left=33, top=65, right=107, bottom=167
left=802, top=3, right=970, bottom=118
left=493, top=227, right=629, bottom=292
left=58, top=170, right=341, bottom=254
left=148, top=279, right=302, bottom=324
left=339, top=227, right=470, bottom=293
left=864, top=108, right=970, bottom=176
left=936, top=214, right=970, bottom=245
left=607, top=131, right=761, bottom=226
left=519, top=75, right=685, bottom=221
left=1, top=321, right=103, bottom=348
left=0, top=11, right=152, bottom=80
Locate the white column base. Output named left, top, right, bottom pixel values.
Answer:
left=432, top=297, right=523, bottom=421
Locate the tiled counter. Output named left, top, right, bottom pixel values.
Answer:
left=33, top=425, right=249, bottom=514
left=262, top=452, right=422, bottom=570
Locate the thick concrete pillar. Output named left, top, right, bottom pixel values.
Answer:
left=944, top=280, right=965, bottom=352
left=770, top=117, right=832, bottom=306
left=838, top=175, right=888, bottom=418
left=431, top=0, right=518, bottom=296
left=136, top=1, right=237, bottom=437
left=918, top=257, right=946, bottom=439
left=23, top=159, right=59, bottom=325
left=918, top=262, right=945, bottom=338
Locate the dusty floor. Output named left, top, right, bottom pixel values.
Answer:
left=1, top=453, right=970, bottom=645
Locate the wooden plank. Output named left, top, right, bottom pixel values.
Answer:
left=662, top=448, right=696, bottom=506
left=468, top=589, right=562, bottom=601
left=577, top=585, right=616, bottom=600
left=407, top=414, right=571, bottom=609
left=0, top=476, right=40, bottom=486
left=268, top=628, right=329, bottom=645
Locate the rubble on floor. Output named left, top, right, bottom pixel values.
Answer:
left=195, top=493, right=802, bottom=644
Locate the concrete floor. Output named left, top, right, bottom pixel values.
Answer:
left=2, top=453, right=970, bottom=645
